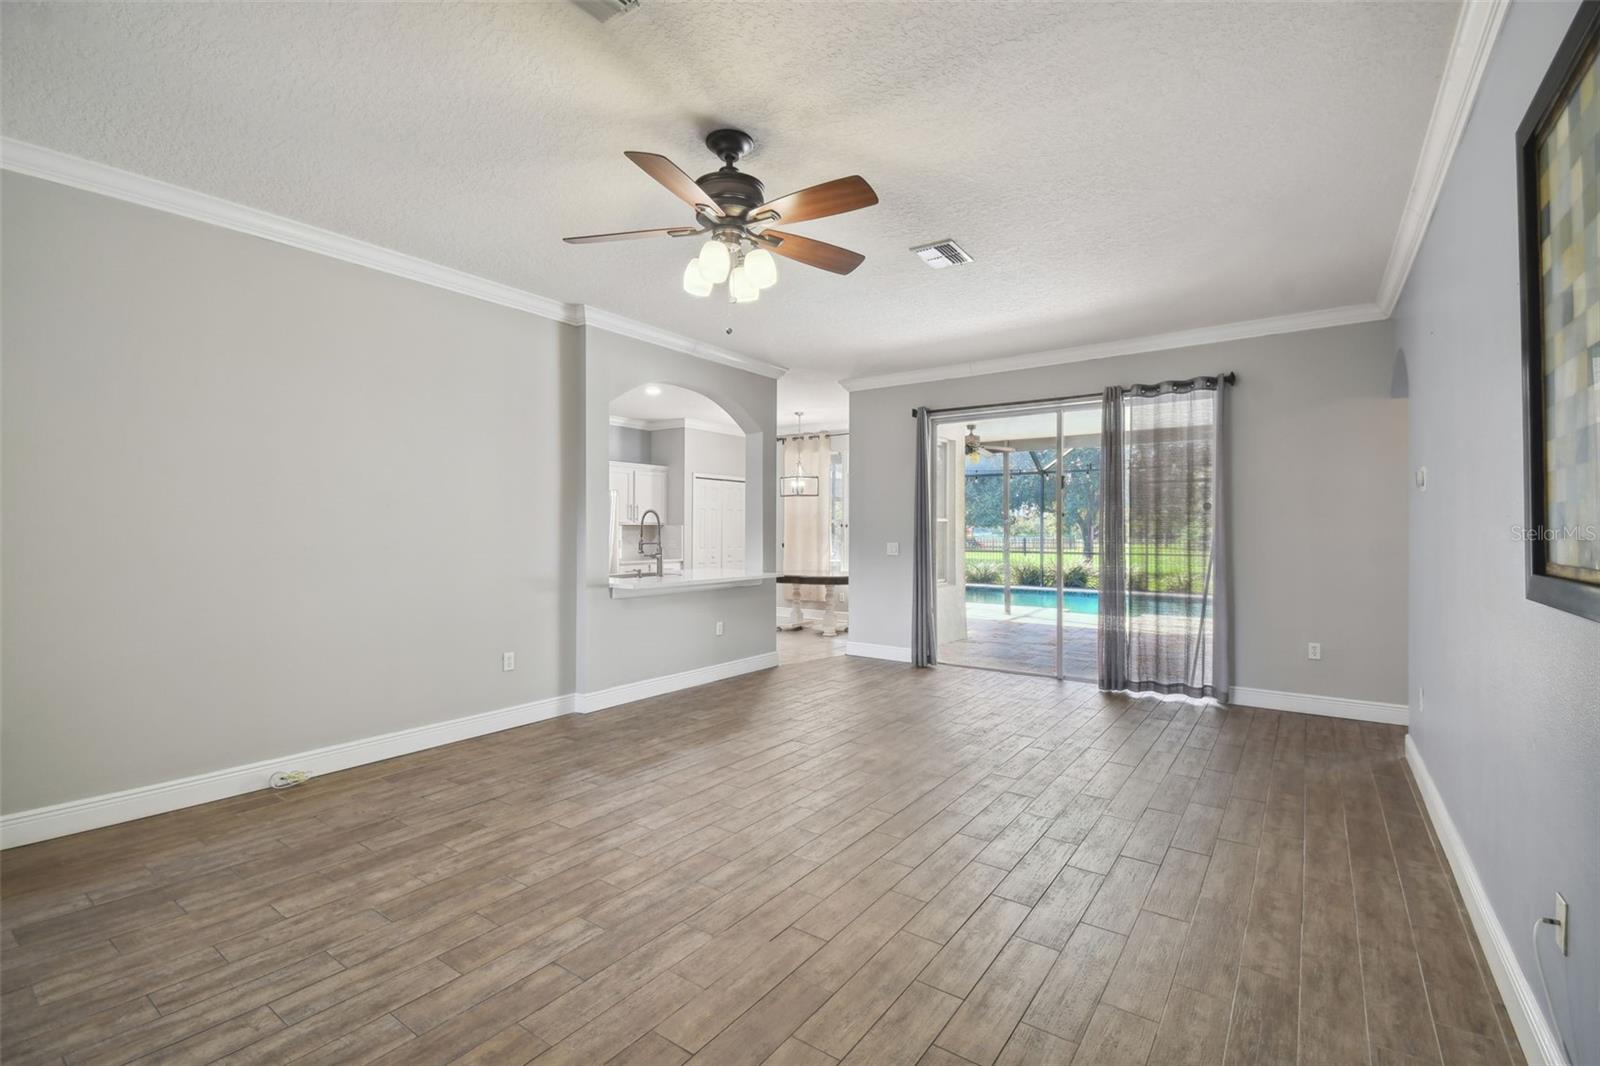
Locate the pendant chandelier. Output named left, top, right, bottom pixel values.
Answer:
left=780, top=412, right=820, bottom=497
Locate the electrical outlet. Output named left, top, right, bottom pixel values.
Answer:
left=502, top=651, right=516, bottom=672
left=1556, top=893, right=1569, bottom=955
left=886, top=542, right=900, bottom=556
left=715, top=621, right=724, bottom=636
left=1307, top=642, right=1322, bottom=661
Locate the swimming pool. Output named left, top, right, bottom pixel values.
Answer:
left=964, top=584, right=1203, bottom=618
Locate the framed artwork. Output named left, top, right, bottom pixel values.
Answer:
left=1517, top=0, right=1600, bottom=622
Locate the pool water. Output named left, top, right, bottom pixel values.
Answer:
left=964, top=584, right=1203, bottom=618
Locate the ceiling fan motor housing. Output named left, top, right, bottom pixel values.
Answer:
left=698, top=129, right=764, bottom=221
left=695, top=169, right=765, bottom=221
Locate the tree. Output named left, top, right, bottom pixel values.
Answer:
left=1061, top=448, right=1101, bottom=561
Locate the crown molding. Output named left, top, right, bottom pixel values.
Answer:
left=1377, top=0, right=1509, bottom=314
left=840, top=302, right=1385, bottom=392
left=0, top=138, right=788, bottom=379
left=655, top=417, right=745, bottom=437
left=0, top=138, right=581, bottom=325
left=577, top=306, right=786, bottom=379
left=606, top=415, right=744, bottom=437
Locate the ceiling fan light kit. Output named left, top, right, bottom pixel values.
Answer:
left=697, top=237, right=731, bottom=283
left=728, top=262, right=759, bottom=303
left=565, top=128, right=878, bottom=304
left=682, top=259, right=713, bottom=297
left=745, top=246, right=778, bottom=289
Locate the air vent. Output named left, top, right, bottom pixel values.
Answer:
left=573, top=0, right=641, bottom=23
left=911, top=239, right=973, bottom=269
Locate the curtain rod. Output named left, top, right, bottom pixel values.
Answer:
left=910, top=372, right=1236, bottom=418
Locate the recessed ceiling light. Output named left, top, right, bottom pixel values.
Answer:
left=644, top=384, right=662, bottom=396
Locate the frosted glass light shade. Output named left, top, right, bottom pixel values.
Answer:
left=697, top=239, right=731, bottom=283
left=682, top=259, right=713, bottom=297
left=728, top=264, right=759, bottom=303
left=745, top=247, right=778, bottom=289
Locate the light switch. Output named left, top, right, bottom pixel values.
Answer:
left=886, top=542, right=900, bottom=556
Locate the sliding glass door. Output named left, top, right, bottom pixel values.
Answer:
left=930, top=399, right=1101, bottom=679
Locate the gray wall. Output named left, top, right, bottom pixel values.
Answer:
left=607, top=424, right=652, bottom=464
left=684, top=426, right=746, bottom=482
left=1396, top=1, right=1600, bottom=1058
left=1, top=173, right=582, bottom=813
left=650, top=427, right=687, bottom=528
left=848, top=319, right=1409, bottom=704
left=579, top=328, right=776, bottom=693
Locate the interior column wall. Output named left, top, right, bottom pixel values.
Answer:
left=577, top=327, right=777, bottom=696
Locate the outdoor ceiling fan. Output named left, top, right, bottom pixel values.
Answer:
left=965, top=424, right=1015, bottom=461
left=562, top=129, right=878, bottom=303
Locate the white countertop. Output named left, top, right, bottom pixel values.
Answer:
left=608, top=568, right=776, bottom=598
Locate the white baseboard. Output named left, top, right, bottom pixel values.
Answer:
left=1229, top=686, right=1408, bottom=726
left=1405, top=736, right=1567, bottom=1066
left=0, top=692, right=576, bottom=850
left=0, top=652, right=782, bottom=849
left=577, top=651, right=778, bottom=714
left=838, top=653, right=1404, bottom=726
left=846, top=642, right=913, bottom=663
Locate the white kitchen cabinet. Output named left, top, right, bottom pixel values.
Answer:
left=609, top=461, right=668, bottom=524
left=609, top=466, right=633, bottom=523
left=633, top=466, right=667, bottom=522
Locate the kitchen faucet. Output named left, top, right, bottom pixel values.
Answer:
left=637, top=509, right=663, bottom=577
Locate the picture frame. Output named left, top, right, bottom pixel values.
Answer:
left=1516, top=0, right=1600, bottom=622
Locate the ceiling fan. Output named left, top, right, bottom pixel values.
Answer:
left=965, top=424, right=1015, bottom=461
left=562, top=128, right=878, bottom=303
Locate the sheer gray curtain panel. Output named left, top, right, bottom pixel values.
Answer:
left=1097, top=377, right=1231, bottom=700
left=912, top=407, right=938, bottom=667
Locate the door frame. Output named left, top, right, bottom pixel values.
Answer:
left=926, top=400, right=1099, bottom=681
left=692, top=473, right=746, bottom=570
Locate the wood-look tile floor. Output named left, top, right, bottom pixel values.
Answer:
left=1, top=656, right=1524, bottom=1066
left=776, top=628, right=847, bottom=665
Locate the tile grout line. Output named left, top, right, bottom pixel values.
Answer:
left=1336, top=740, right=1377, bottom=1066
left=1374, top=751, right=1448, bottom=1065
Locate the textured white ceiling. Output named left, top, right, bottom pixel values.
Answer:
left=2, top=1, right=1457, bottom=403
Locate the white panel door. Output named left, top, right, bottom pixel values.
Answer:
left=720, top=481, right=746, bottom=570
left=693, top=478, right=721, bottom=569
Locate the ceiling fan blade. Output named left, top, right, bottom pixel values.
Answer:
left=763, top=230, right=865, bottom=275
left=751, top=175, right=877, bottom=225
left=624, top=151, right=725, bottom=218
left=563, top=226, right=701, bottom=244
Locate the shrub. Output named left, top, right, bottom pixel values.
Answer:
left=1012, top=561, right=1045, bottom=587
left=966, top=559, right=999, bottom=584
